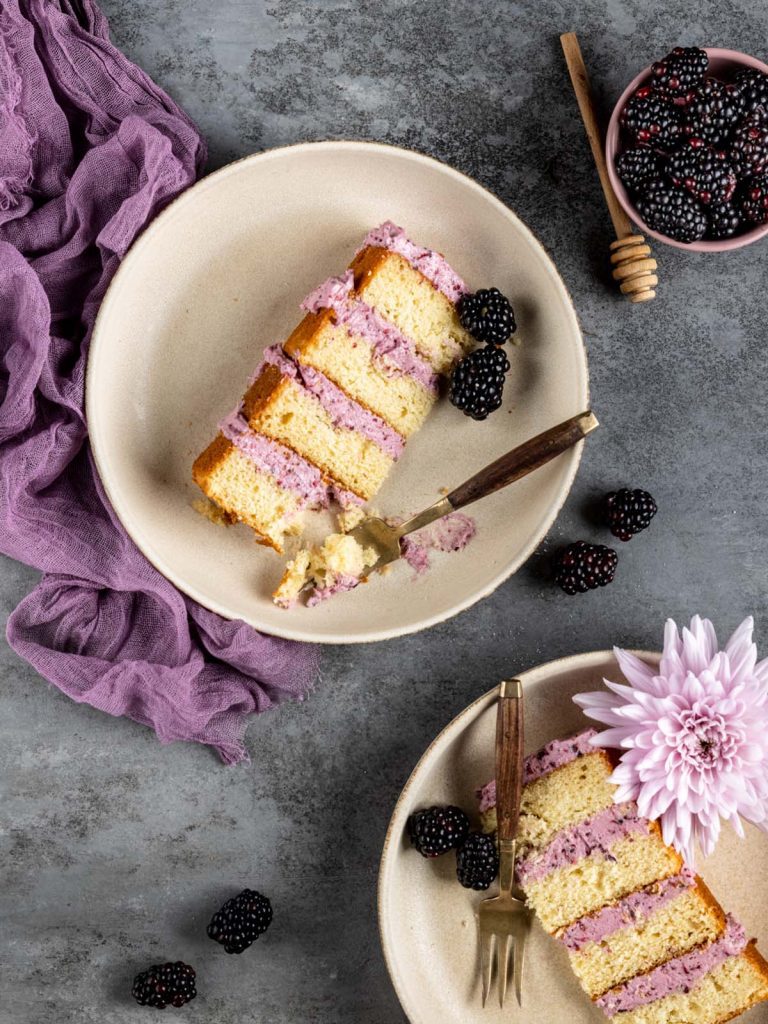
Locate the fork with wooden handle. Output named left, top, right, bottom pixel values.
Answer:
left=478, top=678, right=532, bottom=1008
left=346, top=410, right=598, bottom=577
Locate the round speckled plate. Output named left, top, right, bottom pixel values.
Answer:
left=87, top=141, right=588, bottom=643
left=378, top=651, right=768, bottom=1024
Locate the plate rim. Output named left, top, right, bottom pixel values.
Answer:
left=86, top=139, right=589, bottom=645
left=377, top=648, right=660, bottom=1024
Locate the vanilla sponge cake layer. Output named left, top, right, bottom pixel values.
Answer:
left=351, top=247, right=473, bottom=374
left=242, top=364, right=395, bottom=501
left=192, top=435, right=303, bottom=553
left=609, top=950, right=768, bottom=1024
left=486, top=750, right=616, bottom=856
left=521, top=828, right=683, bottom=933
left=567, top=880, right=726, bottom=999
left=284, top=310, right=435, bottom=437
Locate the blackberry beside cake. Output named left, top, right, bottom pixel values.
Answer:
left=477, top=729, right=768, bottom=1023
left=193, top=222, right=473, bottom=553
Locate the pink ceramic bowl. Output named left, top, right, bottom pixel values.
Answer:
left=606, top=48, right=768, bottom=252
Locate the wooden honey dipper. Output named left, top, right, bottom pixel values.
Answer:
left=560, top=32, right=658, bottom=302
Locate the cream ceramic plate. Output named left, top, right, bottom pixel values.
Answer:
left=378, top=651, right=768, bottom=1024
left=87, top=141, right=588, bottom=644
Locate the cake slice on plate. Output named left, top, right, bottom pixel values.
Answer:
left=477, top=728, right=768, bottom=1023
left=193, top=222, right=473, bottom=553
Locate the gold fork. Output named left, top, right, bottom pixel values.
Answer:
left=346, top=411, right=598, bottom=577
left=478, top=678, right=532, bottom=1008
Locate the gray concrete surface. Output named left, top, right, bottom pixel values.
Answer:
left=3, top=2, right=768, bottom=1021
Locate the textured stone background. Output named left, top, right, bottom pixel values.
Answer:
left=3, top=2, right=768, bottom=1022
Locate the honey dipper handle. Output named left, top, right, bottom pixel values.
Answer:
left=560, top=32, right=633, bottom=239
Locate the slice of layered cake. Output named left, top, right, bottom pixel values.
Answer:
left=193, top=223, right=473, bottom=553
left=477, top=729, right=768, bottom=1023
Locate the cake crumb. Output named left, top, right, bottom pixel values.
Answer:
left=193, top=497, right=236, bottom=527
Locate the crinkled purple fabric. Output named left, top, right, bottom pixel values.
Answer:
left=0, top=0, right=320, bottom=764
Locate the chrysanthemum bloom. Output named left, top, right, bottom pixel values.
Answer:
left=574, top=616, right=768, bottom=866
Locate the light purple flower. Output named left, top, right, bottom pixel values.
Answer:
left=574, top=616, right=768, bottom=865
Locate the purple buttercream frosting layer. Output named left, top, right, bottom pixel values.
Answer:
left=596, top=916, right=747, bottom=1016
left=400, top=512, right=476, bottom=576
left=219, top=409, right=361, bottom=510
left=261, top=344, right=405, bottom=459
left=219, top=409, right=330, bottom=506
left=559, top=869, right=697, bottom=951
left=359, top=221, right=469, bottom=303
left=477, top=729, right=600, bottom=814
left=516, top=803, right=648, bottom=885
left=301, top=270, right=439, bottom=393
left=306, top=573, right=360, bottom=607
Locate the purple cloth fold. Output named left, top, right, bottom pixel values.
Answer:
left=0, top=0, right=320, bottom=763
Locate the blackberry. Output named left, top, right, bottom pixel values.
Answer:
left=449, top=344, right=510, bottom=421
left=458, top=288, right=516, bottom=345
left=731, top=67, right=768, bottom=116
left=604, top=488, right=658, bottom=541
left=207, top=889, right=273, bottom=954
left=456, top=832, right=499, bottom=891
left=651, top=46, right=708, bottom=101
left=636, top=184, right=707, bottom=242
left=132, top=962, right=196, bottom=1009
left=666, top=139, right=737, bottom=205
left=706, top=200, right=742, bottom=239
left=615, top=147, right=661, bottom=193
left=554, top=542, right=618, bottom=595
left=739, top=173, right=768, bottom=224
left=683, top=79, right=745, bottom=147
left=408, top=805, right=470, bottom=858
left=730, top=110, right=768, bottom=177
left=621, top=87, right=682, bottom=150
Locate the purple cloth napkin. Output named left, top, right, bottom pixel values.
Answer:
left=0, top=0, right=320, bottom=764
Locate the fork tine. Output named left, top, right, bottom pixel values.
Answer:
left=513, top=931, right=525, bottom=1007
left=497, top=933, right=512, bottom=1008
left=480, top=929, right=494, bottom=1007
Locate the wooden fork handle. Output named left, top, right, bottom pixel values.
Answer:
left=495, top=679, right=525, bottom=843
left=447, top=410, right=597, bottom=512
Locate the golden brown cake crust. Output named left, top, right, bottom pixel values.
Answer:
left=348, top=244, right=393, bottom=288
left=241, top=362, right=288, bottom=418
left=283, top=308, right=411, bottom=431
left=191, top=432, right=282, bottom=552
left=713, top=944, right=768, bottom=1024
left=691, top=876, right=729, bottom=934
left=283, top=308, right=335, bottom=356
left=192, top=433, right=233, bottom=488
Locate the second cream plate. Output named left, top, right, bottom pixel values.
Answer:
left=87, top=141, right=588, bottom=643
left=378, top=651, right=768, bottom=1023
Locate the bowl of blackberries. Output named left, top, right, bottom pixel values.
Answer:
left=606, top=47, right=768, bottom=250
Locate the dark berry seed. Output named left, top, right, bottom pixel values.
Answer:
left=666, top=140, right=737, bottom=205
left=651, top=47, right=708, bottom=100
left=683, top=79, right=745, bottom=148
left=408, top=805, right=470, bottom=857
left=458, top=288, right=516, bottom=345
left=554, top=541, right=618, bottom=595
left=207, top=889, right=273, bottom=954
left=730, top=110, right=768, bottom=177
left=449, top=344, right=510, bottom=421
left=731, top=67, right=768, bottom=116
left=636, top=184, right=707, bottom=243
left=132, top=962, right=196, bottom=1009
left=604, top=488, right=658, bottom=541
left=739, top=173, right=768, bottom=225
left=616, top=148, right=661, bottom=194
left=456, top=832, right=499, bottom=890
left=706, top=201, right=742, bottom=239
left=621, top=89, right=682, bottom=151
